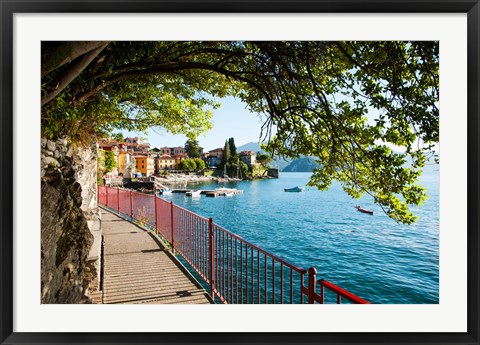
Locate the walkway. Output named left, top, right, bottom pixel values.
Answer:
left=100, top=208, right=213, bottom=304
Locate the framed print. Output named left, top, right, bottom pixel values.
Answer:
left=1, top=1, right=479, bottom=344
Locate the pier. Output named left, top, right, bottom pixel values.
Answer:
left=170, top=188, right=244, bottom=197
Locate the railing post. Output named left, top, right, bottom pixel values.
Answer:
left=117, top=187, right=120, bottom=214
left=153, top=184, right=158, bottom=235
left=106, top=185, right=109, bottom=208
left=319, top=280, right=325, bottom=304
left=308, top=267, right=317, bottom=304
left=130, top=189, right=133, bottom=220
left=208, top=217, right=215, bottom=299
left=170, top=201, right=175, bottom=253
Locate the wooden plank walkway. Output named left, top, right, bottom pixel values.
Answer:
left=99, top=208, right=213, bottom=304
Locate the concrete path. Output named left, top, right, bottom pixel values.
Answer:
left=100, top=208, right=213, bottom=304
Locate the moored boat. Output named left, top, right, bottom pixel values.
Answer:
left=284, top=186, right=305, bottom=192
left=355, top=205, right=373, bottom=215
left=185, top=190, right=201, bottom=197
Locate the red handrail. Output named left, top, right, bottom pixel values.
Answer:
left=319, top=279, right=370, bottom=304
left=97, top=186, right=369, bottom=304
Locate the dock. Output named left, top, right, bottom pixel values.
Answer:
left=99, top=208, right=214, bottom=304
left=170, top=188, right=243, bottom=197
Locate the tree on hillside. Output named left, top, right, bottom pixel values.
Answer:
left=222, top=140, right=231, bottom=167
left=228, top=137, right=238, bottom=160
left=257, top=152, right=273, bottom=171
left=184, top=138, right=201, bottom=158
left=41, top=41, right=439, bottom=223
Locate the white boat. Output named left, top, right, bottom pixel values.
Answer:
left=159, top=188, right=172, bottom=195
left=186, top=190, right=201, bottom=197
left=284, top=186, right=305, bottom=192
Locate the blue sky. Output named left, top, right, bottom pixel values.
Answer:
left=121, top=96, right=267, bottom=151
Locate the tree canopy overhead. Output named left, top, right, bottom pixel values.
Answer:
left=41, top=41, right=439, bottom=224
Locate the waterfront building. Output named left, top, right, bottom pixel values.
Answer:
left=134, top=155, right=155, bottom=176
left=239, top=150, right=256, bottom=167
left=156, top=154, right=176, bottom=171
left=118, top=151, right=135, bottom=178
left=125, top=137, right=150, bottom=153
left=174, top=153, right=188, bottom=169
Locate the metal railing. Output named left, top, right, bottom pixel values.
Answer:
left=98, top=186, right=369, bottom=304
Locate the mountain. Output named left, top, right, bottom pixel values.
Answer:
left=237, top=142, right=292, bottom=171
left=237, top=142, right=262, bottom=153
left=282, top=157, right=319, bottom=172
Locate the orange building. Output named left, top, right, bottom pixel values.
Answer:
left=134, top=155, right=155, bottom=176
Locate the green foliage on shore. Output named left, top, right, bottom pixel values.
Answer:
left=41, top=41, right=439, bottom=223
left=103, top=151, right=117, bottom=174
left=185, top=138, right=201, bottom=158
left=178, top=158, right=197, bottom=172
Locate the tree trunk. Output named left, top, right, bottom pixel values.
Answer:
left=41, top=43, right=109, bottom=106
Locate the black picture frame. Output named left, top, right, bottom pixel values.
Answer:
left=1, top=1, right=479, bottom=344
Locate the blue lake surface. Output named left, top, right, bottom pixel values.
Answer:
left=163, top=168, right=439, bottom=304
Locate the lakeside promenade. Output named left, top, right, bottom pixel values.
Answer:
left=97, top=208, right=213, bottom=304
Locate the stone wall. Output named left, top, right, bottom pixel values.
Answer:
left=41, top=138, right=101, bottom=303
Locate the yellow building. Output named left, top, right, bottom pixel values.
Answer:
left=134, top=155, right=155, bottom=176
left=156, top=154, right=176, bottom=171
left=118, top=152, right=135, bottom=177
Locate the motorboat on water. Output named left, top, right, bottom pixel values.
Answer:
left=284, top=186, right=305, bottom=192
left=185, top=190, right=201, bottom=197
left=355, top=205, right=373, bottom=215
left=159, top=188, right=172, bottom=195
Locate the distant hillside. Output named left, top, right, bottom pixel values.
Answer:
left=237, top=142, right=291, bottom=171
left=237, top=142, right=261, bottom=153
left=282, top=157, right=319, bottom=172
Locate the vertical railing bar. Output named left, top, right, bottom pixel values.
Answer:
left=264, top=254, right=267, bottom=304
left=308, top=267, right=317, bottom=304
left=154, top=187, right=158, bottom=235
left=257, top=250, right=260, bottom=304
left=251, top=247, right=254, bottom=304
left=106, top=185, right=109, bottom=209
left=230, top=234, right=233, bottom=303
left=290, top=269, right=293, bottom=304
left=300, top=272, right=305, bottom=304
left=245, top=244, right=248, bottom=304
left=280, top=263, right=284, bottom=304
left=240, top=241, right=243, bottom=304
left=208, top=218, right=214, bottom=300
left=170, top=201, right=175, bottom=253
left=117, top=188, right=119, bottom=213
left=272, top=257, right=275, bottom=304
left=129, top=189, right=133, bottom=220
left=337, top=295, right=341, bottom=304
left=235, top=238, right=238, bottom=304
left=320, top=282, right=325, bottom=304
left=220, top=230, right=224, bottom=299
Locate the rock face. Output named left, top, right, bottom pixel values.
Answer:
left=41, top=138, right=99, bottom=303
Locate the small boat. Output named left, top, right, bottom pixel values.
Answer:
left=284, top=186, right=305, bottom=192
left=186, top=190, right=201, bottom=197
left=355, top=205, right=373, bottom=215
left=159, top=188, right=172, bottom=195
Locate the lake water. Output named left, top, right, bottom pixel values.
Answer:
left=162, top=168, right=439, bottom=304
